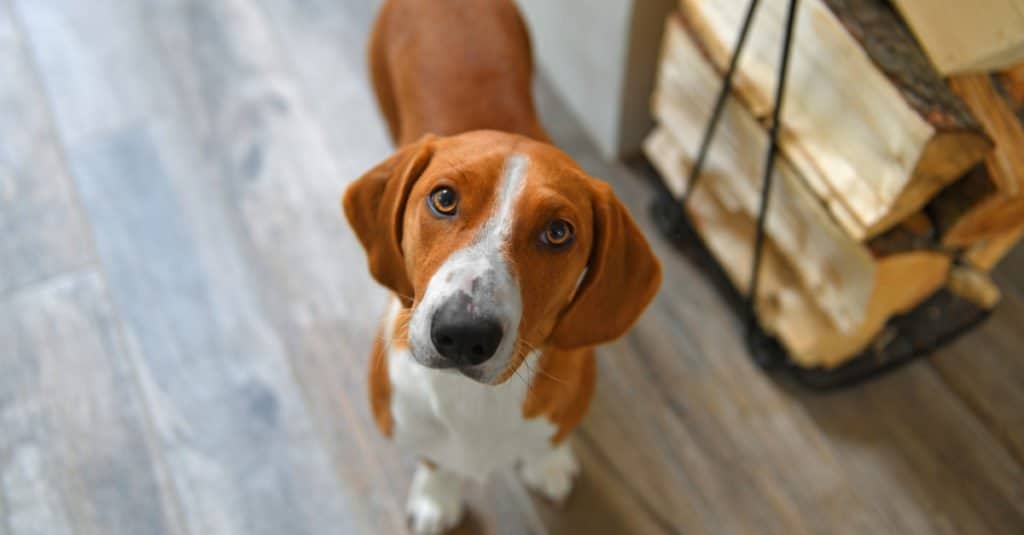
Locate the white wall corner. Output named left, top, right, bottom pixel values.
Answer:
left=517, top=0, right=675, bottom=159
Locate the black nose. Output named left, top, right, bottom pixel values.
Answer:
left=430, top=296, right=504, bottom=366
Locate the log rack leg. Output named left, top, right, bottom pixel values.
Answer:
left=651, top=0, right=762, bottom=243
left=744, top=0, right=800, bottom=370
left=649, top=0, right=793, bottom=371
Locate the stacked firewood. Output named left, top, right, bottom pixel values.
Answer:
left=644, top=0, right=1024, bottom=369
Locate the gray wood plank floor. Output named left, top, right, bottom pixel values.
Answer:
left=1, top=1, right=1022, bottom=534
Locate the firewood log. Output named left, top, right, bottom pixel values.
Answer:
left=645, top=126, right=951, bottom=368
left=890, top=0, right=1024, bottom=75
left=677, top=0, right=991, bottom=240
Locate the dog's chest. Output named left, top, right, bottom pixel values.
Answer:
left=387, top=348, right=555, bottom=480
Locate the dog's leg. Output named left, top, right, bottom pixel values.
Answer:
left=518, top=442, right=580, bottom=504
left=406, top=462, right=464, bottom=534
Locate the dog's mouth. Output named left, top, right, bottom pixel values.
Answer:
left=455, top=366, right=487, bottom=382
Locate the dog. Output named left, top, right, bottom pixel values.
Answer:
left=343, top=1, right=662, bottom=532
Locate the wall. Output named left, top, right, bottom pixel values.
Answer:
left=517, top=0, right=675, bottom=159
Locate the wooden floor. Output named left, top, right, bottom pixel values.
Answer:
left=2, top=1, right=1023, bottom=533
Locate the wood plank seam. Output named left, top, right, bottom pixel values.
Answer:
left=929, top=361, right=1024, bottom=467
left=574, top=429, right=679, bottom=535
left=212, top=9, right=413, bottom=522
left=1, top=0, right=96, bottom=295
left=131, top=2, right=408, bottom=530
left=93, top=287, right=194, bottom=535
left=3, top=5, right=192, bottom=532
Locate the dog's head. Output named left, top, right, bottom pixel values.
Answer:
left=344, top=131, right=661, bottom=384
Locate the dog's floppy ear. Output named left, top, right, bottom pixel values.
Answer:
left=343, top=135, right=437, bottom=306
left=548, top=180, right=662, bottom=349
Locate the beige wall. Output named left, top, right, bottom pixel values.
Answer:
left=517, top=0, right=674, bottom=159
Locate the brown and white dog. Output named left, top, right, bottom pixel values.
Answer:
left=344, top=1, right=661, bottom=532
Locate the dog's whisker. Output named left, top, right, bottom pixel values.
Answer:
left=539, top=368, right=570, bottom=387
left=505, top=342, right=537, bottom=392
left=519, top=338, right=539, bottom=353
left=518, top=343, right=568, bottom=387
left=522, top=354, right=570, bottom=388
left=513, top=364, right=536, bottom=395
left=390, top=291, right=416, bottom=303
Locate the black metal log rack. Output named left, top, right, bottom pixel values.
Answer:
left=648, top=0, right=991, bottom=389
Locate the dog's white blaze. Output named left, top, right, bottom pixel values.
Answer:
left=407, top=153, right=529, bottom=382
left=388, top=300, right=557, bottom=481
left=486, top=153, right=528, bottom=245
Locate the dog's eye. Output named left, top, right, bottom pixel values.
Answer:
left=428, top=186, right=458, bottom=216
left=540, top=219, right=574, bottom=248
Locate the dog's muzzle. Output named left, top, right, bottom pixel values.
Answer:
left=430, top=291, right=504, bottom=367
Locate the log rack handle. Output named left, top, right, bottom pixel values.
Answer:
left=744, top=0, right=800, bottom=369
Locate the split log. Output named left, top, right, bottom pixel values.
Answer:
left=965, top=222, right=1024, bottom=271
left=929, top=165, right=1024, bottom=249
left=951, top=74, right=1024, bottom=196
left=890, top=0, right=1024, bottom=75
left=645, top=125, right=830, bottom=366
left=947, top=266, right=1002, bottom=310
left=998, top=64, right=1024, bottom=107
left=652, top=17, right=875, bottom=333
left=928, top=74, right=1024, bottom=248
left=645, top=126, right=952, bottom=368
left=677, top=0, right=991, bottom=240
left=865, top=212, right=940, bottom=257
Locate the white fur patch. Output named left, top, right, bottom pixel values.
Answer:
left=389, top=302, right=556, bottom=481
left=406, top=463, right=464, bottom=535
left=487, top=153, right=528, bottom=243
left=518, top=442, right=580, bottom=503
left=388, top=344, right=556, bottom=481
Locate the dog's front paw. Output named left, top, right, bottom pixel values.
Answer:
left=406, top=463, right=464, bottom=535
left=519, top=443, right=580, bottom=504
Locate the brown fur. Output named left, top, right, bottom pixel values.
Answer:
left=368, top=305, right=413, bottom=438
left=350, top=0, right=661, bottom=444
left=369, top=0, right=548, bottom=145
left=368, top=324, right=394, bottom=437
left=522, top=347, right=597, bottom=444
